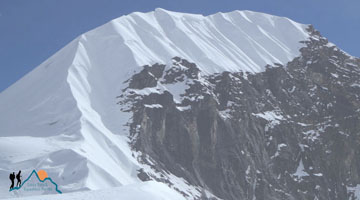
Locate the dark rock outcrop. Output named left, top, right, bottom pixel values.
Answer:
left=118, top=26, right=360, bottom=200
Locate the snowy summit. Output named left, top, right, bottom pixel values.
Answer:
left=0, top=8, right=315, bottom=199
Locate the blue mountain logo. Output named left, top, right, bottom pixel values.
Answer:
left=9, top=169, right=62, bottom=194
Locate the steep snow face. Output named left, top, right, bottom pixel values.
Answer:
left=112, top=8, right=309, bottom=73
left=0, top=8, right=310, bottom=137
left=0, top=8, right=310, bottom=199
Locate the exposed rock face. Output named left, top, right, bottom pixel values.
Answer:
left=118, top=26, right=360, bottom=200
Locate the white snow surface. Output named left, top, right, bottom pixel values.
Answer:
left=114, top=8, right=309, bottom=73
left=2, top=181, right=186, bottom=200
left=293, top=159, right=309, bottom=178
left=347, top=184, right=360, bottom=200
left=253, top=110, right=285, bottom=131
left=0, top=8, right=310, bottom=199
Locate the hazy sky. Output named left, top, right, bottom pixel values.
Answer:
left=0, top=0, right=359, bottom=92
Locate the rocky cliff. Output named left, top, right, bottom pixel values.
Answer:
left=118, top=26, right=360, bottom=199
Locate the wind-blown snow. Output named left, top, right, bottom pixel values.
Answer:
left=0, top=8, right=310, bottom=199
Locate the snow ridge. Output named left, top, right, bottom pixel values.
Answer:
left=0, top=8, right=310, bottom=199
left=111, top=8, right=309, bottom=73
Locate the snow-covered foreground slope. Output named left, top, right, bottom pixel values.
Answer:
left=0, top=8, right=310, bottom=199
left=3, top=181, right=186, bottom=200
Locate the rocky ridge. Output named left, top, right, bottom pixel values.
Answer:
left=118, top=26, right=360, bottom=200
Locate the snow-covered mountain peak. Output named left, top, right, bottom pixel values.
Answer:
left=0, top=9, right=315, bottom=199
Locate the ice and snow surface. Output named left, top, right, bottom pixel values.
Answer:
left=2, top=181, right=186, bottom=200
left=253, top=110, right=285, bottom=131
left=112, top=8, right=309, bottom=73
left=0, top=8, right=310, bottom=199
left=348, top=184, right=360, bottom=199
left=293, top=159, right=309, bottom=178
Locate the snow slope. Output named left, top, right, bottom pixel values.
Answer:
left=3, top=181, right=186, bottom=200
left=0, top=8, right=310, bottom=199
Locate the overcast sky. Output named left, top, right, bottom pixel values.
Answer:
left=0, top=0, right=359, bottom=92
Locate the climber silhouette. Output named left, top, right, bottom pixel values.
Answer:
left=16, top=170, right=22, bottom=187
left=9, top=172, right=15, bottom=190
